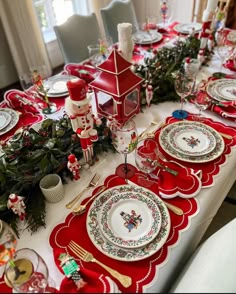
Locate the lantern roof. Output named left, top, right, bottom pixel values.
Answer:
left=89, top=48, right=143, bottom=97
left=89, top=70, right=143, bottom=97
left=97, top=49, right=132, bottom=74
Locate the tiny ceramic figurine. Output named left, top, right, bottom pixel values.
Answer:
left=59, top=253, right=87, bottom=290
left=65, top=78, right=102, bottom=165
left=160, top=1, right=168, bottom=25
left=7, top=193, right=26, bottom=221
left=145, top=84, right=153, bottom=107
left=67, top=154, right=81, bottom=181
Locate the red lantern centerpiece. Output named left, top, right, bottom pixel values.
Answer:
left=89, top=48, right=144, bottom=127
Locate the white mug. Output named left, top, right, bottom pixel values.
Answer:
left=39, top=174, right=64, bottom=203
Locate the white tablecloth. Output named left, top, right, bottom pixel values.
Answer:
left=3, top=56, right=236, bottom=293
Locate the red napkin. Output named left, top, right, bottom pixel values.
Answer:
left=156, top=160, right=202, bottom=198
left=53, top=246, right=114, bottom=293
left=64, top=63, right=98, bottom=83
left=3, top=89, right=40, bottom=114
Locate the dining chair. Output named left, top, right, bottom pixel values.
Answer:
left=100, top=0, right=138, bottom=43
left=53, top=13, right=101, bottom=64
left=169, top=218, right=236, bottom=293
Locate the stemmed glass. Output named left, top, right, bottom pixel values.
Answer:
left=193, top=92, right=211, bottom=121
left=215, top=31, right=229, bottom=72
left=135, top=138, right=159, bottom=187
left=4, top=248, right=54, bottom=293
left=111, top=119, right=138, bottom=180
left=172, top=72, right=195, bottom=120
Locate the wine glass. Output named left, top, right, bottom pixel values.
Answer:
left=172, top=72, right=195, bottom=120
left=4, top=248, right=54, bottom=293
left=215, top=31, right=229, bottom=72
left=111, top=119, right=138, bottom=180
left=193, top=92, right=211, bottom=121
left=135, top=138, right=159, bottom=187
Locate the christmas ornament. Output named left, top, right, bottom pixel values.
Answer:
left=67, top=154, right=81, bottom=181
left=59, top=253, right=87, bottom=290
left=89, top=48, right=143, bottom=127
left=145, top=84, right=153, bottom=107
left=7, top=194, right=26, bottom=221
left=65, top=78, right=101, bottom=164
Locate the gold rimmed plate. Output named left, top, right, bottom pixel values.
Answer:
left=159, top=121, right=225, bottom=163
left=98, top=189, right=162, bottom=249
left=86, top=184, right=170, bottom=262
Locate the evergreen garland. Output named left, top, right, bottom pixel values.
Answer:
left=0, top=34, right=213, bottom=235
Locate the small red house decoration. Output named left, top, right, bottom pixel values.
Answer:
left=89, top=48, right=144, bottom=126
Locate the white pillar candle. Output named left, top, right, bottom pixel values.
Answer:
left=206, top=0, right=218, bottom=12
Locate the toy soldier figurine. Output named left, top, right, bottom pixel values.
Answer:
left=59, top=253, right=87, bottom=290
left=7, top=194, right=26, bottom=221
left=67, top=154, right=81, bottom=181
left=65, top=78, right=102, bottom=165
left=145, top=84, right=153, bottom=107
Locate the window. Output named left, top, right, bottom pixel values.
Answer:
left=33, top=0, right=88, bottom=43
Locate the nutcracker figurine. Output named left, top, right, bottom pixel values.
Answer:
left=59, top=253, right=87, bottom=290
left=67, top=154, right=81, bottom=181
left=7, top=194, right=26, bottom=221
left=145, top=84, right=153, bottom=107
left=65, top=78, right=102, bottom=165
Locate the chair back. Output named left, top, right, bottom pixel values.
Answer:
left=100, top=0, right=138, bottom=43
left=54, top=13, right=101, bottom=64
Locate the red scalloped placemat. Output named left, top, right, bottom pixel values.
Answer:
left=49, top=172, right=198, bottom=293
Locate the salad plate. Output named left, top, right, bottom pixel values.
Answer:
left=98, top=189, right=162, bottom=249
left=0, top=110, right=11, bottom=130
left=173, top=23, right=202, bottom=34
left=0, top=108, right=19, bottom=136
left=87, top=184, right=170, bottom=262
left=206, top=79, right=236, bottom=102
left=133, top=31, right=162, bottom=44
left=159, top=121, right=225, bottom=163
left=42, top=75, right=77, bottom=97
left=167, top=123, right=216, bottom=157
left=226, top=30, right=236, bottom=42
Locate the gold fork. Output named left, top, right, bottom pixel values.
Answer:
left=65, top=173, right=100, bottom=209
left=68, top=240, right=132, bottom=288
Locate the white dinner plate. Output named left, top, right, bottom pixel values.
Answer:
left=42, top=75, right=77, bottom=97
left=167, top=123, right=216, bottom=157
left=0, top=108, right=19, bottom=136
left=133, top=31, right=163, bottom=44
left=206, top=79, right=236, bottom=102
left=227, top=30, right=236, bottom=42
left=174, top=23, right=202, bottom=34
left=0, top=110, right=11, bottom=130
left=87, top=184, right=170, bottom=262
left=98, top=189, right=162, bottom=249
left=159, top=121, right=225, bottom=163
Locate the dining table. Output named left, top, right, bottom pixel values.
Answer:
left=0, top=22, right=236, bottom=293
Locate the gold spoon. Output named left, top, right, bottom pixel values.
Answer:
left=73, top=185, right=106, bottom=215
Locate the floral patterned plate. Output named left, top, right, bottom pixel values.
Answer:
left=98, top=189, right=162, bottom=249
left=173, top=23, right=202, bottom=34
left=167, top=123, right=216, bottom=157
left=159, top=121, right=225, bottom=163
left=86, top=185, right=170, bottom=262
left=0, top=108, right=19, bottom=136
left=133, top=31, right=163, bottom=44
left=206, top=79, right=236, bottom=102
left=0, top=109, right=11, bottom=130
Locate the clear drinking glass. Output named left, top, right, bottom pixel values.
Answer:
left=4, top=248, right=53, bottom=293
left=135, top=138, right=159, bottom=187
left=172, top=72, right=195, bottom=120
left=111, top=119, right=138, bottom=180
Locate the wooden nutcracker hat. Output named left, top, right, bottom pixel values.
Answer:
left=66, top=78, right=91, bottom=106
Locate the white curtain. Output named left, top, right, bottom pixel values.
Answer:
left=88, top=0, right=111, bottom=38
left=0, top=0, right=52, bottom=78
